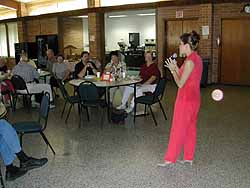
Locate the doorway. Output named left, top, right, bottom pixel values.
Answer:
left=221, top=19, right=250, bottom=85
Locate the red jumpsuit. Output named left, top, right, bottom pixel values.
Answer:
left=164, top=51, right=203, bottom=163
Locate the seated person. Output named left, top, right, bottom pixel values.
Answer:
left=105, top=50, right=126, bottom=74
left=46, top=49, right=57, bottom=73
left=20, top=50, right=37, bottom=69
left=117, top=51, right=160, bottom=113
left=12, top=52, right=55, bottom=108
left=0, top=103, right=48, bottom=181
left=105, top=51, right=127, bottom=103
left=74, top=51, right=97, bottom=78
left=0, top=57, right=7, bottom=73
left=49, top=54, right=70, bottom=96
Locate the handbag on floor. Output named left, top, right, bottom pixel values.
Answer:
left=111, top=108, right=127, bottom=124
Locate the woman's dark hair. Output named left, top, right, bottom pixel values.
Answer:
left=180, top=31, right=200, bottom=51
left=145, top=51, right=153, bottom=56
left=110, top=50, right=119, bottom=58
left=81, top=51, right=89, bottom=57
left=57, top=54, right=64, bottom=60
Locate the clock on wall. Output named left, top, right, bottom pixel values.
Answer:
left=243, top=4, right=250, bottom=13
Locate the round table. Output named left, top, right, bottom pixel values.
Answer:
left=69, top=77, right=142, bottom=123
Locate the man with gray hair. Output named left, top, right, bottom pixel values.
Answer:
left=12, top=53, right=55, bottom=108
left=46, top=49, right=57, bottom=73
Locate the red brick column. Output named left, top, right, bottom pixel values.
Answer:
left=87, top=0, right=105, bottom=62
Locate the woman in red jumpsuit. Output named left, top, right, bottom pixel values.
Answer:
left=158, top=31, right=203, bottom=166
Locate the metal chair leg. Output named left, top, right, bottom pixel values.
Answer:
left=149, top=105, right=157, bottom=126
left=40, top=132, right=55, bottom=155
left=159, top=101, right=167, bottom=120
left=79, top=104, right=82, bottom=128
left=0, top=168, right=5, bottom=188
left=100, top=106, right=105, bottom=130
left=133, top=102, right=137, bottom=123
left=8, top=93, right=14, bottom=112
left=19, top=133, right=23, bottom=147
left=61, top=101, right=67, bottom=118
left=86, top=107, right=90, bottom=121
left=65, top=104, right=73, bottom=123
left=13, top=96, right=17, bottom=112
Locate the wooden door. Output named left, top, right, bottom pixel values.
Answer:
left=166, top=20, right=182, bottom=59
left=221, top=19, right=250, bottom=85
left=165, top=19, right=199, bottom=66
left=183, top=20, right=199, bottom=34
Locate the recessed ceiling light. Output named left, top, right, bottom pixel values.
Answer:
left=136, top=13, right=155, bottom=16
left=108, top=15, right=128, bottom=18
left=78, top=15, right=88, bottom=18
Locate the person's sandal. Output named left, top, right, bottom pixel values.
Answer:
left=177, top=160, right=193, bottom=165
left=157, top=161, right=174, bottom=167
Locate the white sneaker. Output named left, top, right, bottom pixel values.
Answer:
left=49, top=104, right=56, bottom=109
left=132, top=110, right=146, bottom=116
left=116, top=104, right=126, bottom=110
left=32, top=102, right=40, bottom=108
left=125, top=106, right=133, bottom=113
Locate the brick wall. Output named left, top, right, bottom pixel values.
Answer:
left=62, top=17, right=83, bottom=57
left=157, top=4, right=213, bottom=83
left=212, top=3, right=250, bottom=83
left=88, top=13, right=105, bottom=62
left=17, top=21, right=26, bottom=43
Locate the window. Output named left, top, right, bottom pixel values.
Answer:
left=0, top=22, right=19, bottom=57
left=0, top=24, right=8, bottom=57
left=7, top=22, right=19, bottom=57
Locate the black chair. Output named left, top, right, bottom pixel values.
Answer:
left=78, top=81, right=106, bottom=129
left=11, top=75, right=38, bottom=111
left=134, top=78, right=167, bottom=126
left=57, top=79, right=80, bottom=123
left=12, top=92, right=55, bottom=155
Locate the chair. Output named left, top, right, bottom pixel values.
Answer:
left=57, top=79, right=80, bottom=123
left=12, top=92, right=55, bottom=155
left=78, top=81, right=106, bottom=128
left=11, top=75, right=38, bottom=111
left=134, top=78, right=167, bottom=126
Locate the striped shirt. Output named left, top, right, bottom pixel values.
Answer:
left=12, top=62, right=39, bottom=83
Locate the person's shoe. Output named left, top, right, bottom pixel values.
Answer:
left=125, top=106, right=133, bottom=113
left=32, top=102, right=40, bottom=108
left=20, top=157, right=48, bottom=171
left=132, top=110, right=148, bottom=116
left=5, top=166, right=27, bottom=181
left=116, top=104, right=126, bottom=110
left=49, top=104, right=56, bottom=109
left=177, top=160, right=193, bottom=165
left=157, top=161, right=174, bottom=167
